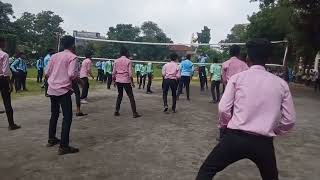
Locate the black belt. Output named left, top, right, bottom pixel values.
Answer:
left=226, top=129, right=273, bottom=141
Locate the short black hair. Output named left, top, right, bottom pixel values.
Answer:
left=229, top=45, right=241, bottom=57
left=186, top=54, right=191, bottom=60
left=120, top=46, right=129, bottom=57
left=170, top=53, right=178, bottom=61
left=246, top=38, right=272, bottom=66
left=61, top=35, right=75, bottom=50
left=85, top=50, right=93, bottom=58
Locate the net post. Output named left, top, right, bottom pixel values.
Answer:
left=282, top=41, right=289, bottom=66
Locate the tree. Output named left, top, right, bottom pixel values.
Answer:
left=137, top=21, right=172, bottom=60
left=222, top=24, right=248, bottom=43
left=250, top=0, right=320, bottom=69
left=13, top=12, right=37, bottom=53
left=197, top=26, right=211, bottom=44
left=107, top=24, right=140, bottom=41
left=0, top=1, right=16, bottom=55
left=34, top=11, right=64, bottom=55
left=0, top=1, right=14, bottom=31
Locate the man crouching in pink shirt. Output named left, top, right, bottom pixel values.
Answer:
left=45, top=36, right=80, bottom=155
left=196, top=39, right=296, bottom=180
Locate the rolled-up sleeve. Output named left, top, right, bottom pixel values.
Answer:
left=274, top=84, right=296, bottom=135
left=218, top=76, right=236, bottom=128
left=222, top=64, right=227, bottom=84
left=162, top=65, right=166, bottom=77
left=2, top=54, right=11, bottom=77
left=68, top=58, right=78, bottom=80
left=176, top=65, right=181, bottom=79
left=112, top=61, right=117, bottom=80
left=128, top=61, right=132, bottom=78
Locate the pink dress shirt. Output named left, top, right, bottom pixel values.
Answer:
left=80, top=58, right=92, bottom=78
left=219, top=65, right=296, bottom=137
left=112, top=56, right=133, bottom=83
left=222, top=57, right=248, bottom=84
left=46, top=50, right=79, bottom=96
left=0, top=49, right=11, bottom=77
left=162, top=61, right=181, bottom=80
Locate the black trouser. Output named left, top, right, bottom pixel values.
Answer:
left=106, top=72, right=113, bottom=89
left=49, top=92, right=73, bottom=148
left=199, top=66, right=207, bottom=91
left=21, top=71, right=27, bottom=90
left=163, top=79, right=178, bottom=111
left=315, top=79, right=320, bottom=92
left=14, top=71, right=22, bottom=91
left=72, top=82, right=81, bottom=108
left=136, top=71, right=141, bottom=84
left=0, top=78, right=15, bottom=127
left=97, top=69, right=103, bottom=82
left=44, top=78, right=49, bottom=96
left=102, top=74, right=107, bottom=83
left=147, top=73, right=153, bottom=92
left=196, top=129, right=278, bottom=180
left=115, top=83, right=137, bottom=114
left=80, top=77, right=89, bottom=100
left=177, top=76, right=191, bottom=99
left=211, top=80, right=221, bottom=102
left=139, top=75, right=146, bottom=89
left=37, top=68, right=43, bottom=83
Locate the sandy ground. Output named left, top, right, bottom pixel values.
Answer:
left=0, top=82, right=320, bottom=180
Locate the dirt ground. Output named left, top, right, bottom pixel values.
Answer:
left=0, top=82, right=320, bottom=180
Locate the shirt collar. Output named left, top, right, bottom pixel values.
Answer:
left=250, top=65, right=266, bottom=71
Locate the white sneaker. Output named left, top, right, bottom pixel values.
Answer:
left=81, top=99, right=88, bottom=104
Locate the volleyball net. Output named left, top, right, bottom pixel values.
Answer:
left=74, top=36, right=288, bottom=67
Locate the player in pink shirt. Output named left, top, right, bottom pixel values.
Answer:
left=162, top=53, right=181, bottom=113
left=196, top=39, right=296, bottom=180
left=113, top=47, right=141, bottom=118
left=222, top=45, right=249, bottom=85
left=80, top=51, right=94, bottom=104
left=0, top=37, right=21, bottom=130
left=45, top=36, right=80, bottom=155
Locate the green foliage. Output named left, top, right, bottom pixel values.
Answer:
left=79, top=21, right=173, bottom=61
left=197, top=26, right=211, bottom=43
left=0, top=33, right=17, bottom=56
left=0, top=1, right=14, bottom=30
left=248, top=0, right=320, bottom=68
left=11, top=9, right=64, bottom=57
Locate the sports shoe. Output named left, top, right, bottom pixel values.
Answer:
left=163, top=106, right=169, bottom=113
left=76, top=112, right=88, bottom=117
left=133, top=113, right=141, bottom=118
left=58, top=146, right=79, bottom=155
left=8, top=124, right=21, bottom=131
left=47, top=138, right=60, bottom=147
left=114, top=112, right=120, bottom=116
left=80, top=99, right=88, bottom=104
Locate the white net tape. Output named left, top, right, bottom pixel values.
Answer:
left=75, top=37, right=288, bottom=67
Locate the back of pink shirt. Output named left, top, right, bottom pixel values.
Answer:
left=46, top=50, right=78, bottom=96
left=0, top=49, right=10, bottom=77
left=80, top=58, right=92, bottom=78
left=222, top=57, right=248, bottom=84
left=219, top=65, right=296, bottom=137
left=162, top=61, right=181, bottom=80
left=112, top=56, right=132, bottom=83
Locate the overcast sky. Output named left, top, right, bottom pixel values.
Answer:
left=6, top=0, right=259, bottom=43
